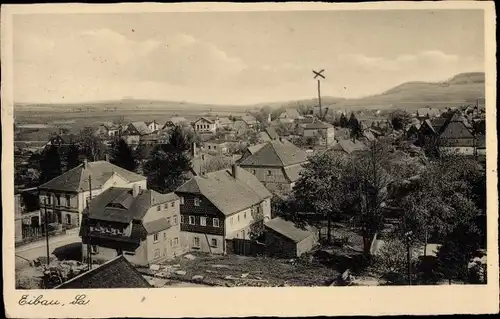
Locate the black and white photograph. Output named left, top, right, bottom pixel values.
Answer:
left=2, top=2, right=498, bottom=317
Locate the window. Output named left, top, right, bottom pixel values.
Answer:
left=252, top=169, right=256, bottom=175
left=164, top=204, right=168, bottom=210
left=171, top=202, right=175, bottom=208
left=164, top=232, right=167, bottom=240
left=47, top=195, right=52, bottom=205
left=91, top=245, right=99, bottom=254
left=167, top=217, right=171, bottom=225
left=157, top=205, right=161, bottom=211
left=267, top=170, right=272, bottom=176
left=154, top=249, right=160, bottom=258
left=194, top=197, right=200, bottom=206
left=213, top=218, right=220, bottom=227
left=244, top=211, right=247, bottom=219
left=200, top=217, right=207, bottom=226
left=208, top=145, right=211, bottom=149
left=189, top=216, right=196, bottom=225
left=56, top=195, right=61, bottom=206
left=180, top=197, right=184, bottom=204
left=230, top=217, right=233, bottom=225
left=65, top=195, right=71, bottom=207
left=65, top=214, right=71, bottom=224
left=193, top=237, right=200, bottom=247
left=153, top=233, right=159, bottom=242
left=211, top=238, right=218, bottom=247
left=173, top=215, right=178, bottom=225
left=213, top=145, right=217, bottom=150
left=237, top=214, right=240, bottom=222
left=174, top=237, right=179, bottom=246
left=181, top=215, right=186, bottom=224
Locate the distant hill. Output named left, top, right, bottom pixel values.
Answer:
left=325, top=72, right=485, bottom=111
left=15, top=72, right=485, bottom=113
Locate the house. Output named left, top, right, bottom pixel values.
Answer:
left=218, top=117, right=233, bottom=129
left=241, top=115, right=259, bottom=128
left=193, top=117, right=218, bottom=134
left=164, top=117, right=188, bottom=129
left=146, top=120, right=161, bottom=133
left=238, top=140, right=309, bottom=192
left=330, top=139, right=368, bottom=155
left=476, top=134, right=486, bottom=157
left=54, top=255, right=151, bottom=289
left=38, top=159, right=147, bottom=228
left=95, top=122, right=121, bottom=139
left=204, top=139, right=230, bottom=155
left=301, top=121, right=335, bottom=146
left=80, top=185, right=184, bottom=266
left=257, top=127, right=279, bottom=143
left=45, top=133, right=78, bottom=148
left=232, top=120, right=249, bottom=135
left=175, top=165, right=272, bottom=253
left=121, top=122, right=152, bottom=146
left=438, top=112, right=476, bottom=155
left=237, top=143, right=267, bottom=164
left=416, top=107, right=441, bottom=120
left=264, top=217, right=318, bottom=258
left=279, top=108, right=304, bottom=121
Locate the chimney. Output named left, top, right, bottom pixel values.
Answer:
left=132, top=184, right=140, bottom=198
left=83, top=159, right=88, bottom=169
left=191, top=142, right=197, bottom=158
left=232, top=164, right=238, bottom=179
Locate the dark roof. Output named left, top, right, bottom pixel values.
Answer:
left=303, top=122, right=333, bottom=130
left=86, top=187, right=178, bottom=223
left=265, top=127, right=279, bottom=140
left=143, top=218, right=171, bottom=234
left=239, top=140, right=308, bottom=167
left=176, top=166, right=271, bottom=216
left=265, top=217, right=315, bottom=243
left=331, top=140, right=368, bottom=154
left=439, top=112, right=474, bottom=139
left=54, top=255, right=151, bottom=289
left=283, top=164, right=304, bottom=183
left=39, top=161, right=146, bottom=192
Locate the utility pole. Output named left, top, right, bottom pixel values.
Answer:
left=87, top=175, right=93, bottom=270
left=313, top=69, right=326, bottom=120
left=405, top=231, right=413, bottom=285
left=44, top=198, right=50, bottom=266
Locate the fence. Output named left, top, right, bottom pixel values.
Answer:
left=227, top=238, right=265, bottom=256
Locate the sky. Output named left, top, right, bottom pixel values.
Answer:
left=13, top=10, right=485, bottom=105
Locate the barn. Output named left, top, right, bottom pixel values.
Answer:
left=264, top=217, right=318, bottom=258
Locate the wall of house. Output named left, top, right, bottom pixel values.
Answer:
left=440, top=146, right=475, bottom=156
left=224, top=199, right=271, bottom=239
left=178, top=193, right=225, bottom=236
left=124, top=135, right=141, bottom=145
left=263, top=229, right=297, bottom=258
left=82, top=239, right=149, bottom=266
left=241, top=166, right=289, bottom=185
left=142, top=199, right=180, bottom=224
left=296, top=235, right=318, bottom=257
left=194, top=120, right=217, bottom=133
left=183, top=232, right=225, bottom=254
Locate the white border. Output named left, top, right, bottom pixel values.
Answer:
left=2, top=2, right=498, bottom=317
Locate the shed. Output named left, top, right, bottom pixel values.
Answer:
left=264, top=217, right=318, bottom=258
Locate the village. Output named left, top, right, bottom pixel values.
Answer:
left=14, top=97, right=487, bottom=289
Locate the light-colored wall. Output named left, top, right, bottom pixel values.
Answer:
left=194, top=119, right=217, bottom=133
left=224, top=198, right=271, bottom=239
left=184, top=232, right=225, bottom=254
left=440, top=147, right=475, bottom=156
left=142, top=199, right=180, bottom=224
left=242, top=166, right=288, bottom=184
left=124, top=135, right=141, bottom=145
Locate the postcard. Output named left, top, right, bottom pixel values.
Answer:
left=2, top=2, right=498, bottom=318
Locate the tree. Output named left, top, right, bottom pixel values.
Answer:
left=109, top=138, right=137, bottom=172
left=339, top=113, right=348, bottom=128
left=436, top=222, right=481, bottom=284
left=390, top=110, right=412, bottom=131
left=347, top=113, right=362, bottom=140
left=78, top=127, right=105, bottom=161
left=39, top=145, right=62, bottom=184
left=200, top=156, right=232, bottom=173
left=289, top=152, right=349, bottom=242
left=65, top=142, right=81, bottom=171
left=344, top=141, right=393, bottom=255
left=143, top=126, right=193, bottom=193
left=375, top=238, right=419, bottom=284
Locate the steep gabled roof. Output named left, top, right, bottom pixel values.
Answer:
left=86, top=187, right=178, bottom=223
left=195, top=117, right=215, bottom=124
left=54, top=255, right=151, bottom=289
left=218, top=117, right=233, bottom=125
left=239, top=140, right=308, bottom=167
left=439, top=112, right=474, bottom=139
left=280, top=108, right=302, bottom=119
left=331, top=139, right=368, bottom=154
left=265, top=127, right=279, bottom=140
left=39, top=161, right=146, bottom=192
left=175, top=166, right=271, bottom=216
